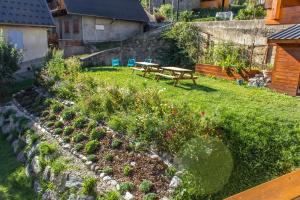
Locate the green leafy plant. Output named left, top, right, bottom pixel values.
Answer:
left=63, top=126, right=74, bottom=136
left=111, top=139, right=122, bottom=149
left=87, top=154, right=97, bottom=162
left=73, top=133, right=86, bottom=143
left=102, top=167, right=113, bottom=175
left=62, top=109, right=76, bottom=121
left=85, top=140, right=100, bottom=154
left=75, top=143, right=84, bottom=152
left=73, top=116, right=86, bottom=129
left=119, top=182, right=134, bottom=194
left=139, top=180, right=153, bottom=193
left=90, top=128, right=106, bottom=140
left=51, top=157, right=67, bottom=175
left=98, top=190, right=120, bottom=200
left=48, top=114, right=56, bottom=121
left=104, top=153, right=114, bottom=162
left=179, top=10, right=194, bottom=22
left=82, top=177, right=97, bottom=195
left=0, top=33, right=22, bottom=88
left=54, top=128, right=63, bottom=135
left=54, top=121, right=64, bottom=128
left=143, top=193, right=157, bottom=200
left=165, top=166, right=177, bottom=179
left=39, top=142, right=57, bottom=157
left=46, top=122, right=55, bottom=128
left=157, top=4, right=173, bottom=21
left=51, top=103, right=63, bottom=114
left=123, top=165, right=133, bottom=177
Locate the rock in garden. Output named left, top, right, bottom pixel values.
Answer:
left=34, top=180, right=42, bottom=193
left=169, top=176, right=181, bottom=189
left=108, top=180, right=118, bottom=186
left=25, top=164, right=34, bottom=177
left=99, top=173, right=105, bottom=178
left=85, top=161, right=93, bottom=168
left=124, top=192, right=134, bottom=200
left=42, top=189, right=58, bottom=200
left=65, top=175, right=83, bottom=189
left=32, top=156, right=42, bottom=175
left=150, top=155, right=160, bottom=159
left=43, top=166, right=52, bottom=181
left=17, top=151, right=26, bottom=163
left=103, top=176, right=112, bottom=181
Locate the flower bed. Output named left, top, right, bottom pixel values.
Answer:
left=14, top=88, right=173, bottom=199
left=195, top=63, right=261, bottom=81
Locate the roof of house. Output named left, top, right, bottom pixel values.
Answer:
left=63, top=0, right=149, bottom=23
left=268, top=24, right=300, bottom=41
left=0, top=0, right=55, bottom=27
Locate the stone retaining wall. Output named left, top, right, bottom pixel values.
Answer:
left=80, top=20, right=289, bottom=68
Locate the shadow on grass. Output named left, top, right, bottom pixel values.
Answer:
left=164, top=81, right=218, bottom=92
left=0, top=136, right=35, bottom=200
left=86, top=66, right=119, bottom=72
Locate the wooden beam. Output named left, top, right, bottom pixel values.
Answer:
left=268, top=39, right=300, bottom=44
left=271, top=0, right=281, bottom=19
left=225, top=169, right=300, bottom=200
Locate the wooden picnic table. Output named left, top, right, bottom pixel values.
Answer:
left=155, top=67, right=198, bottom=86
left=132, top=62, right=161, bottom=77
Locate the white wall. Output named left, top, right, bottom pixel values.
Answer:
left=82, top=16, right=144, bottom=43
left=1, top=25, right=49, bottom=63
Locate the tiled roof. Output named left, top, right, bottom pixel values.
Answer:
left=63, top=0, right=149, bottom=23
left=268, top=24, right=300, bottom=40
left=0, top=0, right=55, bottom=27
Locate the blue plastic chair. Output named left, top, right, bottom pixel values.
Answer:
left=145, top=58, right=152, bottom=63
left=127, top=58, right=136, bottom=67
left=112, top=58, right=120, bottom=67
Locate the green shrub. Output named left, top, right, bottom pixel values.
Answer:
left=165, top=166, right=177, bottom=179
left=119, top=182, right=134, bottom=194
left=63, top=136, right=70, bottom=143
left=87, top=154, right=97, bottom=162
left=98, top=190, right=120, bottom=200
left=104, top=153, right=114, bottom=162
left=73, top=133, right=86, bottom=143
left=75, top=143, right=84, bottom=152
left=111, top=139, right=122, bottom=149
left=179, top=10, right=193, bottom=22
left=107, top=115, right=128, bottom=133
left=54, top=121, right=64, bottom=128
left=39, top=142, right=57, bottom=157
left=0, top=35, right=22, bottom=83
left=143, top=193, right=157, bottom=200
left=30, top=134, right=40, bottom=145
left=87, top=120, right=97, bottom=132
left=48, top=114, right=56, bottom=121
left=46, top=122, right=55, bottom=128
left=51, top=103, right=63, bottom=114
left=41, top=111, right=50, bottom=118
left=90, top=128, right=106, bottom=140
left=139, top=180, right=153, bottom=193
left=157, top=4, right=173, bottom=20
left=235, top=4, right=266, bottom=20
left=85, top=140, right=100, bottom=154
left=123, top=165, right=133, bottom=176
left=82, top=177, right=97, bottom=195
left=54, top=128, right=63, bottom=135
left=102, top=167, right=113, bottom=175
left=51, top=158, right=67, bottom=175
left=63, top=126, right=74, bottom=136
left=62, top=109, right=76, bottom=121
left=73, top=116, right=87, bottom=129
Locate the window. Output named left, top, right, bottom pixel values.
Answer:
left=64, top=20, right=70, bottom=33
left=8, top=30, right=24, bottom=49
left=73, top=19, right=79, bottom=34
left=95, top=25, right=105, bottom=30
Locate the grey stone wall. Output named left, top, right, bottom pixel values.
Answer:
left=80, top=20, right=290, bottom=67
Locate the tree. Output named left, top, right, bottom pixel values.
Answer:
left=0, top=32, right=22, bottom=82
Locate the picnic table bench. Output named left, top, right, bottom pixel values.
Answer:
left=132, top=62, right=161, bottom=77
left=155, top=67, right=198, bottom=86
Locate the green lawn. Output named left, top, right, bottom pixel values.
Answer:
left=0, top=136, right=35, bottom=200
left=84, top=67, right=300, bottom=122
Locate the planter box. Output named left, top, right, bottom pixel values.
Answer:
left=195, top=64, right=261, bottom=81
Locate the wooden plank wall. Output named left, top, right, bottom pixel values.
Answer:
left=225, top=169, right=300, bottom=200
left=270, top=45, right=300, bottom=96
